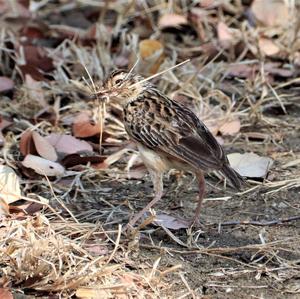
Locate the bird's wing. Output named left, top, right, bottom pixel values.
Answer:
left=124, top=90, right=226, bottom=171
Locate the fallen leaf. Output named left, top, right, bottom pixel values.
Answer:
left=217, top=22, right=240, bottom=49
left=22, top=154, right=65, bottom=176
left=32, top=131, right=58, bottom=161
left=139, top=39, right=164, bottom=59
left=259, top=38, right=280, bottom=56
left=0, top=77, right=14, bottom=92
left=0, top=197, right=9, bottom=218
left=46, top=133, right=93, bottom=154
left=226, top=62, right=293, bottom=79
left=61, top=153, right=104, bottom=168
left=25, top=74, right=47, bottom=107
left=23, top=45, right=54, bottom=72
left=250, top=0, right=289, bottom=27
left=219, top=119, right=241, bottom=136
left=227, top=152, right=273, bottom=178
left=154, top=214, right=189, bottom=230
left=85, top=244, right=108, bottom=256
left=158, top=13, right=187, bottom=29
left=0, top=165, right=21, bottom=204
left=226, top=64, right=255, bottom=78
left=138, top=39, right=165, bottom=74
left=19, top=130, right=37, bottom=156
left=72, top=112, right=100, bottom=138
left=0, top=288, right=13, bottom=299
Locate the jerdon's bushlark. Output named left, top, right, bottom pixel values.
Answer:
left=95, top=70, right=245, bottom=228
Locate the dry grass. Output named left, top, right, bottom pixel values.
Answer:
left=1, top=1, right=300, bottom=298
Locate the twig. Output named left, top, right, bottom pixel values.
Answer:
left=209, top=215, right=300, bottom=227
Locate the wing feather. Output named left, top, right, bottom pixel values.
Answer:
left=124, top=91, right=226, bottom=171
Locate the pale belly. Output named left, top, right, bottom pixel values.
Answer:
left=137, top=144, right=192, bottom=174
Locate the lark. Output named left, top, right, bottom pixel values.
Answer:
left=95, top=70, right=245, bottom=228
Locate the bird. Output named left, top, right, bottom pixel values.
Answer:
left=94, top=69, right=245, bottom=228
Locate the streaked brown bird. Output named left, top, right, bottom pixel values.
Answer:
left=96, top=70, right=245, bottom=228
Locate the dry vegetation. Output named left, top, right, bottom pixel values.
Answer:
left=0, top=0, right=300, bottom=298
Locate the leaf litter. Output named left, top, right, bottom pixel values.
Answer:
left=0, top=0, right=300, bottom=298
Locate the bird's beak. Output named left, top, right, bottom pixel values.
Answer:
left=89, top=90, right=109, bottom=101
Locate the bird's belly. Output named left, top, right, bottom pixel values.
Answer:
left=137, top=144, right=191, bottom=173
left=137, top=144, right=169, bottom=173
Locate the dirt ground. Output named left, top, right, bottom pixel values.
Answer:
left=54, top=108, right=300, bottom=299
left=1, top=1, right=300, bottom=298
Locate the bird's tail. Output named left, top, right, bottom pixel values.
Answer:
left=221, top=164, right=245, bottom=190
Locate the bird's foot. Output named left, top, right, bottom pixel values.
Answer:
left=188, top=217, right=206, bottom=230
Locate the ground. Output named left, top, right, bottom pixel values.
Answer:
left=1, top=1, right=300, bottom=298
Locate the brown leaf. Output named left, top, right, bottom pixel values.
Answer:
left=0, top=77, right=14, bottom=92
left=259, top=38, right=280, bottom=56
left=19, top=64, right=45, bottom=81
left=23, top=45, right=54, bottom=72
left=138, top=39, right=165, bottom=74
left=219, top=119, right=241, bottom=136
left=251, top=0, right=289, bottom=27
left=61, top=154, right=105, bottom=168
left=217, top=22, right=240, bottom=49
left=46, top=133, right=93, bottom=155
left=22, top=154, right=65, bottom=176
left=0, top=288, right=13, bottom=299
left=158, top=13, right=187, bottom=29
left=72, top=112, right=100, bottom=138
left=19, top=130, right=37, bottom=156
left=32, top=131, right=58, bottom=161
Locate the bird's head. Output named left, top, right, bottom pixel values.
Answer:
left=92, top=70, right=150, bottom=105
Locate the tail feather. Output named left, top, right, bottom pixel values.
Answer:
left=221, top=165, right=245, bottom=190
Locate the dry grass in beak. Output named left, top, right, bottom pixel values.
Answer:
left=83, top=65, right=106, bottom=152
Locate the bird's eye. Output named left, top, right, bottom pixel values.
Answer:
left=115, top=79, right=123, bottom=85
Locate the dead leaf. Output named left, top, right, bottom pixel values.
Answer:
left=138, top=39, right=165, bottom=74
left=25, top=74, right=47, bottom=107
left=0, top=288, right=13, bottom=299
left=0, top=165, right=21, bottom=204
left=22, top=154, right=65, bottom=176
left=61, top=154, right=104, bottom=168
left=158, top=13, right=187, bottom=29
left=23, top=45, right=54, bottom=72
left=219, top=119, right=241, bottom=136
left=46, top=133, right=93, bottom=154
left=32, top=131, right=58, bottom=161
left=250, top=0, right=289, bottom=27
left=0, top=197, right=9, bottom=218
left=19, top=130, right=37, bottom=156
left=0, top=77, right=14, bottom=92
left=227, top=152, right=273, bottom=178
left=154, top=214, right=189, bottom=230
left=84, top=244, right=108, bottom=256
left=259, top=38, right=280, bottom=56
left=73, top=112, right=100, bottom=138
left=217, top=22, right=240, bottom=49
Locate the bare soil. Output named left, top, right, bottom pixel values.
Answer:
left=55, top=112, right=300, bottom=298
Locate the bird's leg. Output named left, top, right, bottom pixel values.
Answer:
left=191, top=171, right=206, bottom=227
left=127, top=169, right=163, bottom=228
